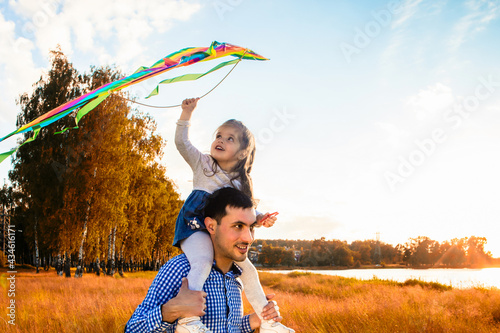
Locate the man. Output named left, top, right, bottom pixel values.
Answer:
left=126, top=187, right=287, bottom=333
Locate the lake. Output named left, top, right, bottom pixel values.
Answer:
left=265, top=268, right=500, bottom=289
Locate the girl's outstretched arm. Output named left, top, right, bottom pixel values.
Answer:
left=180, top=98, right=200, bottom=121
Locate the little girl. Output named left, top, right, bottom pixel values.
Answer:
left=173, top=98, right=294, bottom=333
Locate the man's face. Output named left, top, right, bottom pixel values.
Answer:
left=211, top=206, right=256, bottom=265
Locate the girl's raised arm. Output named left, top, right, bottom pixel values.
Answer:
left=175, top=98, right=204, bottom=169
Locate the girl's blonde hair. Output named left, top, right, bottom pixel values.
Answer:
left=210, top=119, right=256, bottom=201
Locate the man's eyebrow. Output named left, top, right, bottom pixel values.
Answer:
left=231, top=221, right=245, bottom=225
left=231, top=221, right=256, bottom=226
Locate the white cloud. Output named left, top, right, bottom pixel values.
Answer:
left=382, top=0, right=447, bottom=64
left=8, top=0, right=201, bottom=69
left=405, top=82, right=455, bottom=121
left=0, top=11, right=39, bottom=124
left=376, top=122, right=412, bottom=149
left=448, top=0, right=500, bottom=51
left=9, top=0, right=56, bottom=18
left=391, top=0, right=424, bottom=28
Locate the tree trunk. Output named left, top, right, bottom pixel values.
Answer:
left=118, top=239, right=125, bottom=277
left=34, top=218, right=39, bottom=274
left=64, top=252, right=71, bottom=278
left=106, top=227, right=113, bottom=275
left=77, top=167, right=96, bottom=278
left=76, top=208, right=89, bottom=278
left=111, top=225, right=117, bottom=275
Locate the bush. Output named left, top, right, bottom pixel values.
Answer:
left=403, top=278, right=452, bottom=291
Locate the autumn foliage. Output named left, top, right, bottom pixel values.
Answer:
left=4, top=49, right=182, bottom=269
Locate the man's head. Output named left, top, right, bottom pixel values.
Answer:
left=204, top=187, right=257, bottom=271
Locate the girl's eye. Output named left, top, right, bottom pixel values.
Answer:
left=216, top=134, right=222, bottom=139
left=228, top=137, right=234, bottom=142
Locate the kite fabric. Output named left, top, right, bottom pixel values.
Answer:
left=0, top=41, right=268, bottom=164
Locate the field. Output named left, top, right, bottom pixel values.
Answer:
left=1, top=268, right=500, bottom=332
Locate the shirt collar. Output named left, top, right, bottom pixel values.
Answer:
left=212, top=260, right=242, bottom=277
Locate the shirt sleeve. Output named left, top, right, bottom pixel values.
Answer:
left=175, top=120, right=205, bottom=170
left=242, top=315, right=255, bottom=333
left=125, top=258, right=187, bottom=333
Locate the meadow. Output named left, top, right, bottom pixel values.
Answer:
left=1, top=268, right=500, bottom=332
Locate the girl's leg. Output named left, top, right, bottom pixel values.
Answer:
left=239, top=258, right=296, bottom=332
left=238, top=258, right=268, bottom=320
left=180, top=231, right=214, bottom=291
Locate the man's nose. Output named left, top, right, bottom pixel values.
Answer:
left=241, top=227, right=254, bottom=243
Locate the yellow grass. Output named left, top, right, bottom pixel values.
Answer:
left=1, top=268, right=500, bottom=332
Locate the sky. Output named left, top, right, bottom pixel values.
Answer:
left=1, top=0, right=500, bottom=257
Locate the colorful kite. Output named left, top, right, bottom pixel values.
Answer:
left=0, top=41, right=268, bottom=163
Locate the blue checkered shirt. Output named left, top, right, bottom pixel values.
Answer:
left=125, top=254, right=254, bottom=333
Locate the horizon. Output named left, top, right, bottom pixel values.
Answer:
left=1, top=1, right=500, bottom=257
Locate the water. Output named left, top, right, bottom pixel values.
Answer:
left=265, top=268, right=500, bottom=289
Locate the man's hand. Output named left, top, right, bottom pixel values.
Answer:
left=161, top=278, right=207, bottom=323
left=179, top=98, right=199, bottom=121
left=261, top=293, right=282, bottom=322
left=248, top=293, right=283, bottom=329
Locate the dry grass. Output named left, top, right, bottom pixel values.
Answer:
left=0, top=268, right=154, bottom=333
left=1, top=268, right=500, bottom=332
left=257, top=271, right=500, bottom=333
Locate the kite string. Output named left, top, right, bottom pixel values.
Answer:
left=116, top=49, right=249, bottom=109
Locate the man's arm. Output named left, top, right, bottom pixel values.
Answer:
left=126, top=256, right=205, bottom=333
left=161, top=278, right=207, bottom=322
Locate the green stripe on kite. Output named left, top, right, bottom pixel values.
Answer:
left=146, top=59, right=239, bottom=99
left=75, top=93, right=110, bottom=125
left=0, top=128, right=41, bottom=163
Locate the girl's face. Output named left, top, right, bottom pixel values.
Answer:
left=211, top=126, right=243, bottom=171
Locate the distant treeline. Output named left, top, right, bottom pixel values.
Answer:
left=252, top=236, right=500, bottom=268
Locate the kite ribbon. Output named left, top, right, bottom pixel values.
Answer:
left=145, top=59, right=239, bottom=99
left=0, top=127, right=40, bottom=164
left=0, top=41, right=268, bottom=163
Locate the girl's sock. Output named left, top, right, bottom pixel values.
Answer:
left=238, top=258, right=268, bottom=320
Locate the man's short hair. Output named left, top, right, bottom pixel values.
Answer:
left=204, top=187, right=254, bottom=224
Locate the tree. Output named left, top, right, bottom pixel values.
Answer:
left=281, top=248, right=296, bottom=268
left=9, top=48, right=181, bottom=275
left=258, top=245, right=285, bottom=267
left=438, top=239, right=466, bottom=267
left=467, top=236, right=490, bottom=266
left=10, top=48, right=83, bottom=267
left=332, top=243, right=353, bottom=267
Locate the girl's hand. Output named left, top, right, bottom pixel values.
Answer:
left=180, top=98, right=199, bottom=120
left=261, top=293, right=282, bottom=322
left=257, top=212, right=278, bottom=228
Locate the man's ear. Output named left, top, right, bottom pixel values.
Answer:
left=205, top=217, right=217, bottom=235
